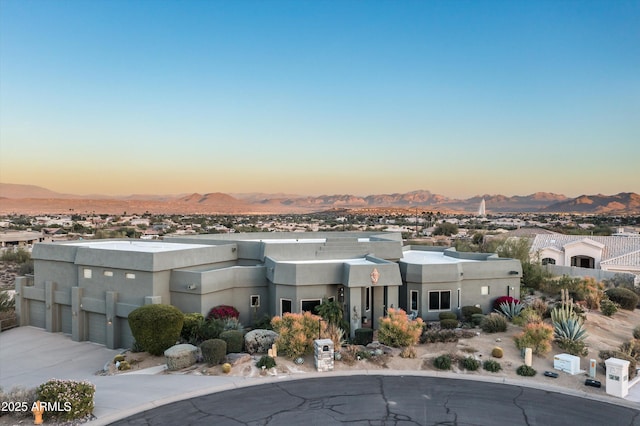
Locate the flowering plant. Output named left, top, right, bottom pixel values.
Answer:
left=207, top=305, right=240, bottom=320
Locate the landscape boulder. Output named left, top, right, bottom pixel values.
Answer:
left=244, top=329, right=278, bottom=354
left=164, top=344, right=199, bottom=371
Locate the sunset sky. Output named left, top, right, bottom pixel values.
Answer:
left=1, top=1, right=638, bottom=199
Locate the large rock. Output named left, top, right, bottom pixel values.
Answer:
left=244, top=329, right=278, bottom=354
left=164, top=344, right=199, bottom=371
left=226, top=352, right=251, bottom=366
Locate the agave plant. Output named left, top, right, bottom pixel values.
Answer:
left=553, top=317, right=587, bottom=341
left=495, top=301, right=524, bottom=320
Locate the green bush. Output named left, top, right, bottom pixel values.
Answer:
left=440, top=319, right=459, bottom=329
left=439, top=312, right=457, bottom=321
left=0, top=290, right=15, bottom=312
left=483, top=360, right=502, bottom=373
left=354, top=328, right=374, bottom=345
left=200, top=339, right=227, bottom=365
left=471, top=313, right=485, bottom=326
left=516, top=365, right=537, bottom=377
left=634, top=326, right=640, bottom=340
left=461, top=356, right=480, bottom=371
left=461, top=306, right=483, bottom=322
left=433, top=354, right=452, bottom=370
left=557, top=338, right=589, bottom=357
left=256, top=355, right=276, bottom=369
left=181, top=313, right=205, bottom=343
left=128, top=304, right=184, bottom=356
left=599, top=350, right=637, bottom=379
left=600, top=298, right=619, bottom=317
left=480, top=313, right=507, bottom=333
left=605, top=288, right=639, bottom=310
left=196, top=318, right=224, bottom=342
left=220, top=330, right=244, bottom=353
left=36, top=379, right=95, bottom=421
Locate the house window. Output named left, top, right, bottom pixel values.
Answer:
left=250, top=295, right=260, bottom=308
left=103, top=271, right=113, bottom=277
left=83, top=268, right=92, bottom=279
left=301, top=299, right=322, bottom=313
left=125, top=273, right=136, bottom=279
left=365, top=287, right=371, bottom=312
left=541, top=258, right=556, bottom=265
left=428, top=290, right=451, bottom=311
left=281, top=299, right=292, bottom=315
left=410, top=290, right=419, bottom=311
left=481, top=286, right=490, bottom=295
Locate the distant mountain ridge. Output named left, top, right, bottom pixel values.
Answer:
left=0, top=183, right=637, bottom=214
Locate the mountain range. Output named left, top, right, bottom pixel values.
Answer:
left=0, top=183, right=638, bottom=215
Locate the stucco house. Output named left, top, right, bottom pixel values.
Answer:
left=15, top=232, right=521, bottom=349
left=530, top=234, right=640, bottom=284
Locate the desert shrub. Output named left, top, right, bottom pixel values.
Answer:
left=461, top=306, right=483, bottom=323
left=377, top=308, right=424, bottom=348
left=600, top=298, right=619, bottom=317
left=220, top=330, right=244, bottom=353
left=193, top=318, right=225, bottom=342
left=353, top=328, right=373, bottom=345
left=512, top=307, right=542, bottom=327
left=200, top=339, right=227, bottom=365
left=128, top=304, right=184, bottom=356
left=461, top=356, right=480, bottom=371
left=221, top=317, right=245, bottom=332
left=605, top=288, right=639, bottom=310
left=634, top=326, right=640, bottom=340
left=439, top=312, right=457, bottom=321
left=556, top=338, right=589, bottom=357
left=0, top=247, right=31, bottom=263
left=256, top=355, right=276, bottom=369
left=480, top=313, right=507, bottom=333
left=113, top=354, right=125, bottom=363
left=516, top=365, right=537, bottom=377
left=483, top=360, right=502, bottom=372
left=599, top=350, right=637, bottom=379
left=222, top=363, right=232, bottom=374
left=619, top=339, right=640, bottom=360
left=117, top=360, right=131, bottom=371
left=315, top=297, right=346, bottom=329
left=0, top=386, right=37, bottom=419
left=181, top=313, right=205, bottom=343
left=36, top=379, right=95, bottom=421
left=433, top=354, right=452, bottom=370
left=271, top=311, right=326, bottom=358
left=0, top=290, right=15, bottom=312
left=400, top=346, right=417, bottom=359
left=253, top=314, right=273, bottom=330
left=207, top=305, right=240, bottom=321
left=491, top=347, right=503, bottom=358
left=528, top=299, right=550, bottom=318
left=514, top=322, right=554, bottom=356
left=471, top=313, right=485, bottom=326
left=492, top=296, right=519, bottom=311
left=420, top=328, right=476, bottom=344
left=440, top=318, right=459, bottom=329
left=495, top=300, right=524, bottom=320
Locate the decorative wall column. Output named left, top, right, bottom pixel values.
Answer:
left=106, top=291, right=118, bottom=349
left=45, top=281, right=58, bottom=333
left=14, top=276, right=30, bottom=327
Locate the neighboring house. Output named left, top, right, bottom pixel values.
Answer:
left=16, top=232, right=521, bottom=349
left=0, top=230, right=47, bottom=249
left=530, top=234, right=640, bottom=284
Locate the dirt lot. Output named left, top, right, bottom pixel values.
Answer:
left=105, top=308, right=640, bottom=399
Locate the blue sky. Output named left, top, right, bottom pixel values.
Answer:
left=1, top=0, right=638, bottom=198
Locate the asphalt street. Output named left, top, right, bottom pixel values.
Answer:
left=110, top=375, right=640, bottom=426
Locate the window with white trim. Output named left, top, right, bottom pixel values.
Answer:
left=250, top=295, right=260, bottom=308
left=301, top=299, right=322, bottom=313
left=280, top=299, right=292, bottom=315
left=103, top=271, right=113, bottom=277
left=481, top=286, right=490, bottom=295
left=83, top=268, right=92, bottom=279
left=365, top=287, right=371, bottom=312
left=125, top=273, right=136, bottom=279
left=428, top=290, right=451, bottom=311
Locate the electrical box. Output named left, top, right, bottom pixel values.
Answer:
left=589, top=359, right=597, bottom=378
left=554, top=353, right=581, bottom=375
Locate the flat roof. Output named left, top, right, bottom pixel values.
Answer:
left=66, top=241, right=211, bottom=253
left=246, top=238, right=371, bottom=244
left=282, top=258, right=377, bottom=265
left=401, top=250, right=478, bottom=265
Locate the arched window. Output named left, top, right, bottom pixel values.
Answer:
left=541, top=258, right=556, bottom=265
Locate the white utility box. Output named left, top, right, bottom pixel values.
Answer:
left=553, top=353, right=581, bottom=375
left=605, top=357, right=630, bottom=398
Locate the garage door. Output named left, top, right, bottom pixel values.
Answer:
left=60, top=305, right=72, bottom=335
left=29, top=301, right=45, bottom=329
left=87, top=312, right=106, bottom=345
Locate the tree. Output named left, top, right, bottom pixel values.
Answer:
left=433, top=222, right=458, bottom=236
